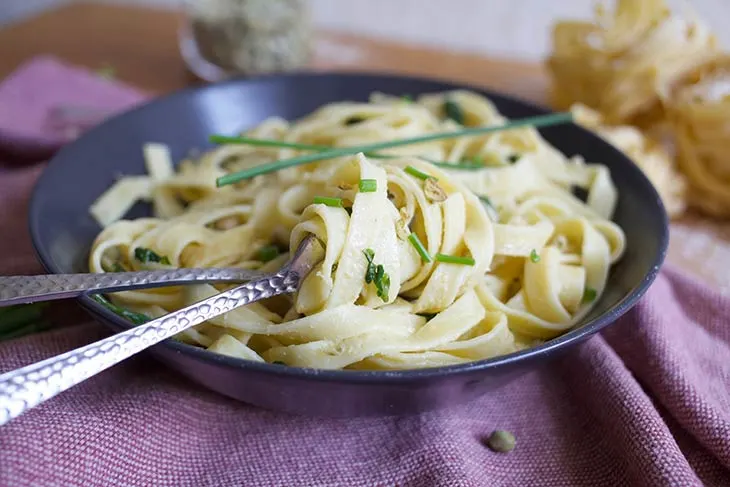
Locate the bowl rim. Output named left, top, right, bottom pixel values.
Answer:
left=28, top=70, right=669, bottom=384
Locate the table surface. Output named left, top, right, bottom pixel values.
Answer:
left=1, top=2, right=728, bottom=291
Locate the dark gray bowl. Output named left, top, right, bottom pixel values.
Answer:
left=28, top=73, right=668, bottom=417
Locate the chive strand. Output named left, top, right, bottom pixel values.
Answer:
left=404, top=165, right=434, bottom=181
left=313, top=196, right=343, bottom=207
left=209, top=135, right=328, bottom=151
left=358, top=179, right=377, bottom=193
left=215, top=112, right=573, bottom=186
left=408, top=233, right=432, bottom=262
left=435, top=253, right=475, bottom=266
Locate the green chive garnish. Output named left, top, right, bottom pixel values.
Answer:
left=374, top=264, right=385, bottom=285
left=530, top=249, right=541, bottom=263
left=102, top=261, right=127, bottom=273
left=358, top=179, right=377, bottom=193
left=313, top=196, right=343, bottom=208
left=209, top=135, right=328, bottom=151
left=507, top=153, right=521, bottom=164
left=435, top=253, right=475, bottom=266
left=256, top=245, right=280, bottom=263
left=91, top=295, right=150, bottom=325
left=215, top=112, right=574, bottom=186
left=363, top=249, right=376, bottom=283
left=430, top=161, right=485, bottom=170
left=376, top=272, right=390, bottom=300
left=444, top=99, right=465, bottom=124
left=583, top=287, right=598, bottom=303
left=134, top=247, right=170, bottom=265
left=401, top=94, right=414, bottom=102
left=408, top=233, right=432, bottom=262
left=405, top=165, right=434, bottom=181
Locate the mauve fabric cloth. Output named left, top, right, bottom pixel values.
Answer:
left=0, top=58, right=729, bottom=487
left=0, top=56, right=147, bottom=156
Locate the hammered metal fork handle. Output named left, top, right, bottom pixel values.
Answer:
left=0, top=267, right=263, bottom=306
left=0, top=236, right=324, bottom=426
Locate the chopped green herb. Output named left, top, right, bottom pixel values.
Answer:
left=256, top=245, right=280, bottom=263
left=358, top=179, right=377, bottom=193
left=375, top=264, right=385, bottom=285
left=401, top=94, right=414, bottom=102
left=431, top=154, right=486, bottom=170
left=91, top=295, right=150, bottom=325
left=362, top=249, right=390, bottom=300
left=405, top=165, right=435, bottom=181
left=430, top=161, right=485, bottom=170
left=408, top=233, right=432, bottom=262
left=101, top=261, right=127, bottom=273
left=444, top=99, right=465, bottom=124
left=134, top=247, right=170, bottom=265
left=530, top=249, right=541, bottom=263
left=363, top=249, right=376, bottom=283
left=376, top=272, right=391, bottom=301
left=506, top=153, right=521, bottom=164
left=214, top=112, right=574, bottom=187
left=435, top=253, right=475, bottom=266
left=485, top=430, right=516, bottom=453
left=583, top=286, right=598, bottom=303
left=345, top=116, right=365, bottom=126
left=313, top=196, right=343, bottom=208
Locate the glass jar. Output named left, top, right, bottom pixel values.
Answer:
left=179, top=0, right=313, bottom=82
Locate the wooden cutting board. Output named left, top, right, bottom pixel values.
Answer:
left=1, top=2, right=727, bottom=291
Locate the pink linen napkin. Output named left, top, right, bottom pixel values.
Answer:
left=1, top=57, right=729, bottom=487
left=0, top=56, right=148, bottom=160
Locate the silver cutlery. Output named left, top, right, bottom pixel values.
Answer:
left=0, top=267, right=265, bottom=307
left=0, top=236, right=323, bottom=426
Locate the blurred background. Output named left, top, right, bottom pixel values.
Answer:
left=3, top=0, right=730, bottom=61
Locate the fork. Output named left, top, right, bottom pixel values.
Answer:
left=0, top=236, right=323, bottom=426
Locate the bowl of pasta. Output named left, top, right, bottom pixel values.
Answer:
left=28, top=73, right=668, bottom=416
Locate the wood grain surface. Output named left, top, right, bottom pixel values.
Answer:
left=0, top=2, right=727, bottom=291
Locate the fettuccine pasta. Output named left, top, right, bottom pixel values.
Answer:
left=660, top=54, right=730, bottom=217
left=571, top=103, right=686, bottom=217
left=548, top=0, right=717, bottom=125
left=88, top=90, right=626, bottom=370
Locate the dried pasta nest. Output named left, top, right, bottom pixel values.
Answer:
left=547, top=0, right=717, bottom=126
left=660, top=55, right=730, bottom=217
left=571, top=104, right=687, bottom=218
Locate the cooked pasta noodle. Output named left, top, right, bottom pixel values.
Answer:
left=88, top=90, right=626, bottom=370
left=571, top=103, right=686, bottom=217
left=660, top=54, right=730, bottom=217
left=548, top=0, right=717, bottom=125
